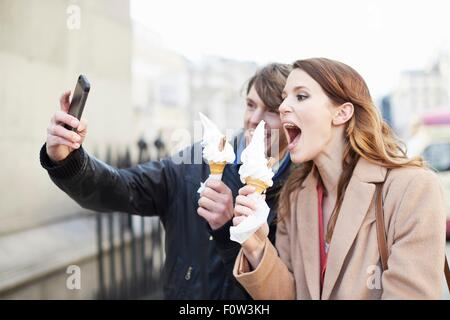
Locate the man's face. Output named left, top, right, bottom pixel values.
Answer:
left=243, top=85, right=287, bottom=158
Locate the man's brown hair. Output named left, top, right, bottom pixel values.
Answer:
left=246, top=63, right=292, bottom=112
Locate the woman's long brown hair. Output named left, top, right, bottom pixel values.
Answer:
left=278, top=58, right=425, bottom=243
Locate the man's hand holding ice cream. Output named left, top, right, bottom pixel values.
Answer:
left=230, top=120, right=274, bottom=252
left=197, top=113, right=236, bottom=230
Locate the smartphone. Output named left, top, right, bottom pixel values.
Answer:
left=64, top=75, right=90, bottom=131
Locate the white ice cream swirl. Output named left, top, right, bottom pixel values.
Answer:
left=238, top=120, right=274, bottom=187
left=199, top=112, right=235, bottom=163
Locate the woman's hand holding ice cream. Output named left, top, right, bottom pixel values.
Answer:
left=229, top=120, right=274, bottom=246
left=233, top=185, right=269, bottom=269
left=238, top=121, right=274, bottom=191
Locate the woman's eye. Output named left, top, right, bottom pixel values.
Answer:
left=296, top=94, right=308, bottom=101
left=247, top=104, right=256, bottom=109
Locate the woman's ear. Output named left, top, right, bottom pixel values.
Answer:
left=332, top=102, right=354, bottom=125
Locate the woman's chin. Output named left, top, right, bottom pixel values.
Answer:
left=289, top=149, right=310, bottom=164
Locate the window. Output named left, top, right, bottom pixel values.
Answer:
left=422, top=143, right=450, bottom=172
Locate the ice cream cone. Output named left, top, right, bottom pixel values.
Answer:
left=209, top=161, right=227, bottom=175
left=245, top=177, right=270, bottom=194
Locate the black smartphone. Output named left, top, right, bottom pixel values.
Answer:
left=65, top=75, right=90, bottom=131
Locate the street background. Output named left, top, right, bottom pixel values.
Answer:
left=1, top=0, right=450, bottom=299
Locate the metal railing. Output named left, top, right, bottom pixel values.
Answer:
left=94, top=136, right=167, bottom=299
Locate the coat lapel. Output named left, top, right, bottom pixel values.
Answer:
left=297, top=169, right=322, bottom=300
left=321, top=158, right=387, bottom=299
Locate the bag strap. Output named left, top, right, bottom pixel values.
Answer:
left=375, top=182, right=389, bottom=271
left=445, top=254, right=450, bottom=292
left=375, top=170, right=450, bottom=292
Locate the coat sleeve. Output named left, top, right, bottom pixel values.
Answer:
left=233, top=217, right=296, bottom=299
left=381, top=169, right=447, bottom=299
left=40, top=143, right=179, bottom=218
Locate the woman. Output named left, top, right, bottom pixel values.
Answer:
left=232, top=58, right=447, bottom=299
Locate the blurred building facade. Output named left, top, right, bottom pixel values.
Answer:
left=0, top=0, right=258, bottom=299
left=131, top=22, right=191, bottom=154
left=132, top=31, right=258, bottom=152
left=0, top=0, right=134, bottom=299
left=389, top=53, right=450, bottom=138
left=0, top=0, right=133, bottom=235
left=189, top=57, right=258, bottom=141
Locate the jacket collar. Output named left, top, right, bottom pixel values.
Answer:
left=296, top=157, right=387, bottom=299
left=300, top=157, right=387, bottom=188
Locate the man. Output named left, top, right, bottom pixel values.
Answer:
left=40, top=63, right=292, bottom=299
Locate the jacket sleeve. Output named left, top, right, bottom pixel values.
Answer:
left=40, top=143, right=178, bottom=218
left=381, top=169, right=447, bottom=299
left=232, top=217, right=296, bottom=300
left=207, top=220, right=251, bottom=299
left=209, top=220, right=240, bottom=266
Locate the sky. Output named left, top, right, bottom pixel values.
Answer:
left=130, top=0, right=450, bottom=99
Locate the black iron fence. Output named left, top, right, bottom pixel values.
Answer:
left=94, top=136, right=167, bottom=299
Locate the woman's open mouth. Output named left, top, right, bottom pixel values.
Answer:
left=283, top=122, right=301, bottom=150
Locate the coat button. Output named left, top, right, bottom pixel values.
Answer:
left=209, top=235, right=213, bottom=241
left=185, top=266, right=193, bottom=280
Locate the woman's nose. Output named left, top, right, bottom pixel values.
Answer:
left=279, top=99, right=290, bottom=115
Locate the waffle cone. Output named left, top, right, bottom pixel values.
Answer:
left=245, top=177, right=269, bottom=194
left=209, top=161, right=227, bottom=174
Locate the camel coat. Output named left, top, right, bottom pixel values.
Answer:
left=233, top=158, right=447, bottom=299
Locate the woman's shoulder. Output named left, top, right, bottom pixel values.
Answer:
left=383, top=165, right=446, bottom=241
left=383, top=166, right=443, bottom=207
left=386, top=165, right=440, bottom=188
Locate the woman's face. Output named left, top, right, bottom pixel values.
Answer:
left=244, top=85, right=287, bottom=157
left=279, top=69, right=337, bottom=164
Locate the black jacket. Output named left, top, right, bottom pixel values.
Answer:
left=39, top=133, right=291, bottom=299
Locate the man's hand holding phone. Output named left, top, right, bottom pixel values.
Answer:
left=46, top=90, right=88, bottom=163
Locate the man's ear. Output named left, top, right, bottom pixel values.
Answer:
left=332, top=102, right=354, bottom=125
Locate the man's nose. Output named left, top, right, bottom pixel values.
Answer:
left=249, top=108, right=264, bottom=126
